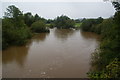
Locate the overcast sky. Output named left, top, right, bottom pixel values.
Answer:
left=1, top=0, right=116, bottom=19
left=1, top=0, right=104, bottom=2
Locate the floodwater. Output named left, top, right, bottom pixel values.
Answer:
left=2, top=29, right=100, bottom=78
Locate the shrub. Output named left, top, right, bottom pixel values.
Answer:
left=31, top=20, right=50, bottom=33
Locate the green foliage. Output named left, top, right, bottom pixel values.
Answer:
left=2, top=18, right=32, bottom=49
left=88, top=58, right=120, bottom=78
left=112, top=2, right=120, bottom=11
left=34, top=14, right=46, bottom=23
left=31, top=20, right=50, bottom=33
left=84, top=2, right=120, bottom=78
left=75, top=23, right=82, bottom=28
left=46, top=23, right=55, bottom=28
left=0, top=18, right=2, bottom=50
left=87, top=5, right=120, bottom=78
left=54, top=15, right=75, bottom=29
left=2, top=5, right=32, bottom=49
left=75, top=19, right=82, bottom=23
left=24, top=12, right=34, bottom=27
left=4, top=5, right=24, bottom=27
left=4, top=5, right=23, bottom=19
left=80, top=17, right=103, bottom=32
left=46, top=19, right=54, bottom=24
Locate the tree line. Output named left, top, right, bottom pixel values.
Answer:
left=2, top=2, right=120, bottom=78
left=2, top=5, right=76, bottom=49
left=80, top=2, right=120, bottom=78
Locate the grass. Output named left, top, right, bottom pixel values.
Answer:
left=46, top=24, right=51, bottom=27
left=75, top=23, right=82, bottom=28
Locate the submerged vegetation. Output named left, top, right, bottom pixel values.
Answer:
left=2, top=5, right=32, bottom=49
left=2, top=5, right=50, bottom=49
left=54, top=15, right=75, bottom=29
left=2, top=1, right=120, bottom=78
left=80, top=17, right=103, bottom=33
left=2, top=5, right=76, bottom=49
left=31, top=20, right=50, bottom=33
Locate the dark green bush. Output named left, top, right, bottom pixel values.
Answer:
left=2, top=5, right=32, bottom=49
left=31, top=20, right=50, bottom=33
left=54, top=15, right=75, bottom=29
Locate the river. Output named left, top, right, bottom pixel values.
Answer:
left=2, top=28, right=100, bottom=78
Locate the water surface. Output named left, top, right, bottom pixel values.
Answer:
left=2, top=29, right=100, bottom=78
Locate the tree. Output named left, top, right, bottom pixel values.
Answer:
left=4, top=5, right=24, bottom=27
left=4, top=5, right=23, bottom=19
left=54, top=15, right=75, bottom=29
left=34, top=14, right=40, bottom=22
left=33, top=14, right=47, bottom=23
left=80, top=17, right=103, bottom=32
left=31, top=20, right=50, bottom=33
left=88, top=1, right=120, bottom=78
left=112, top=2, right=120, bottom=11
left=24, top=12, right=34, bottom=27
left=2, top=5, right=32, bottom=49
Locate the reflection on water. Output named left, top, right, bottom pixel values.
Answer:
left=80, top=30, right=100, bottom=40
left=26, top=33, right=49, bottom=47
left=32, top=33, right=49, bottom=43
left=54, top=29, right=75, bottom=41
left=2, top=29, right=100, bottom=78
left=3, top=46, right=29, bottom=66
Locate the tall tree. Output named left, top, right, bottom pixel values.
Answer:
left=34, top=14, right=40, bottom=22
left=4, top=5, right=23, bottom=21
left=24, top=12, right=34, bottom=27
left=54, top=15, right=75, bottom=29
left=4, top=5, right=24, bottom=27
left=112, top=2, right=120, bottom=11
left=2, top=5, right=32, bottom=49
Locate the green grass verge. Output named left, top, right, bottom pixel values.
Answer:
left=75, top=23, right=82, bottom=28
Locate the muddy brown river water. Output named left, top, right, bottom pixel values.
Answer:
left=2, top=29, right=100, bottom=78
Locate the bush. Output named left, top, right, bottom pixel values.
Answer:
left=80, top=17, right=103, bottom=32
left=88, top=12, right=120, bottom=78
left=31, top=20, right=50, bottom=33
left=88, top=58, right=120, bottom=78
left=54, top=15, right=75, bottom=29
left=2, top=18, right=32, bottom=49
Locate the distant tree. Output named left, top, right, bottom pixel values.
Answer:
left=34, top=14, right=40, bottom=22
left=33, top=14, right=46, bottom=23
left=24, top=12, right=34, bottom=27
left=75, top=19, right=81, bottom=23
left=80, top=18, right=86, bottom=22
left=54, top=15, right=75, bottom=29
left=96, top=17, right=103, bottom=24
left=80, top=17, right=103, bottom=32
left=46, top=19, right=54, bottom=24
